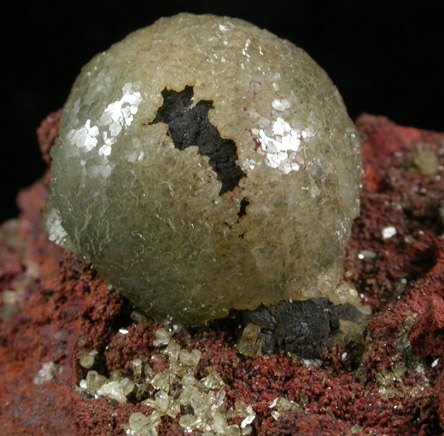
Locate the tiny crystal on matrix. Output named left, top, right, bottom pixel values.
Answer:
left=46, top=13, right=363, bottom=326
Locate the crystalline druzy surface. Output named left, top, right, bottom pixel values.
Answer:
left=46, top=13, right=362, bottom=326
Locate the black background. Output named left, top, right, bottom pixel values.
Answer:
left=2, top=0, right=443, bottom=222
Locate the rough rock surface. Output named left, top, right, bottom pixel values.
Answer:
left=1, top=113, right=444, bottom=435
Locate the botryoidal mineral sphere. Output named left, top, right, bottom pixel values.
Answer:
left=45, top=13, right=364, bottom=326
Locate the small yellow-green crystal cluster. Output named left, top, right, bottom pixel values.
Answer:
left=77, top=324, right=259, bottom=435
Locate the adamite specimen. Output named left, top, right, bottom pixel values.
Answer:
left=45, top=13, right=363, bottom=326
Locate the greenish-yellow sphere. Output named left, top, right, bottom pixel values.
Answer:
left=45, top=13, right=363, bottom=326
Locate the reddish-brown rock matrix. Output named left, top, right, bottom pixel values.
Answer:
left=1, top=112, right=444, bottom=435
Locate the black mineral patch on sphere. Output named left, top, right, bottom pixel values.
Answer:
left=45, top=13, right=363, bottom=327
left=151, top=86, right=246, bottom=195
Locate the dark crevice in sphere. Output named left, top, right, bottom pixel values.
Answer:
left=151, top=86, right=246, bottom=195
